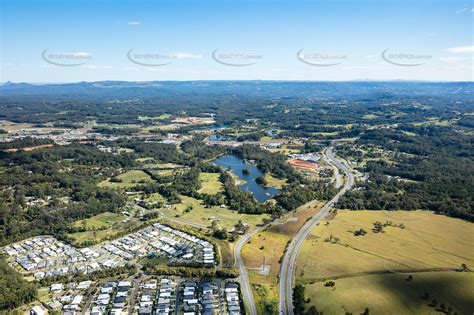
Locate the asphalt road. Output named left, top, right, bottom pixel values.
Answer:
left=234, top=225, right=265, bottom=315
left=278, top=146, right=355, bottom=315
left=234, top=194, right=325, bottom=315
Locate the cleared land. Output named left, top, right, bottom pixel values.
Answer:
left=297, top=210, right=474, bottom=314
left=198, top=172, right=224, bottom=194
left=143, top=192, right=166, bottom=203
left=67, top=213, right=140, bottom=246
left=241, top=201, right=323, bottom=314
left=72, top=212, right=126, bottom=229
left=263, top=174, right=286, bottom=189
left=304, top=271, right=474, bottom=315
left=160, top=195, right=269, bottom=232
left=98, top=170, right=153, bottom=189
left=0, top=120, right=33, bottom=131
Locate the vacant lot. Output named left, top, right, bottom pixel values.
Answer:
left=72, top=212, right=126, bottom=229
left=98, top=170, right=153, bottom=189
left=0, top=120, right=33, bottom=131
left=298, top=210, right=474, bottom=281
left=160, top=195, right=269, bottom=231
left=67, top=213, right=140, bottom=246
left=298, top=210, right=474, bottom=314
left=144, top=192, right=166, bottom=203
left=263, top=174, right=286, bottom=189
left=241, top=201, right=322, bottom=314
left=304, top=271, right=473, bottom=315
left=198, top=172, right=223, bottom=194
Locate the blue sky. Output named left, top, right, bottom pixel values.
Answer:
left=1, top=0, right=473, bottom=82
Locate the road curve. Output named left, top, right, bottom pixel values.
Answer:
left=234, top=228, right=262, bottom=315
left=234, top=199, right=325, bottom=315
left=278, top=146, right=355, bottom=315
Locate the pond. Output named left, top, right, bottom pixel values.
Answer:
left=214, top=155, right=280, bottom=203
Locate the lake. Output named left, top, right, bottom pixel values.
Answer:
left=214, top=155, right=280, bottom=203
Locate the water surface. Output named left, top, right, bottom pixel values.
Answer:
left=214, top=155, right=280, bottom=203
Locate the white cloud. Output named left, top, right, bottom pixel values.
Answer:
left=445, top=45, right=474, bottom=53
left=455, top=6, right=473, bottom=14
left=128, top=21, right=141, bottom=25
left=456, top=7, right=469, bottom=14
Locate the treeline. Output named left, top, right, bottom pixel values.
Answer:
left=142, top=265, right=239, bottom=278
left=293, top=284, right=321, bottom=315
left=337, top=125, right=473, bottom=221
left=0, top=137, right=53, bottom=149
left=276, top=180, right=335, bottom=211
left=0, top=144, right=129, bottom=245
left=231, top=144, right=296, bottom=179
left=92, top=126, right=140, bottom=135
left=0, top=258, right=37, bottom=310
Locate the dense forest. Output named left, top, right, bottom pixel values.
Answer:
left=336, top=125, right=473, bottom=221
left=0, top=144, right=131, bottom=245
left=0, top=259, right=37, bottom=310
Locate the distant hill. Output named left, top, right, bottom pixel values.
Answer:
left=1, top=80, right=473, bottom=100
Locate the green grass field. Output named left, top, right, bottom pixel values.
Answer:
left=297, top=210, right=474, bottom=314
left=72, top=212, right=126, bottom=229
left=0, top=120, right=33, bottom=131
left=304, top=271, right=473, bottom=315
left=198, top=172, right=223, bottom=194
left=297, top=210, right=474, bottom=281
left=67, top=212, right=141, bottom=246
left=241, top=202, right=323, bottom=314
left=135, top=157, right=156, bottom=163
left=263, top=174, right=286, bottom=189
left=160, top=195, right=269, bottom=231
left=98, top=170, right=153, bottom=189
left=144, top=192, right=166, bottom=203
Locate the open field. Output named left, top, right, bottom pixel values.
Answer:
left=0, top=120, right=33, bottom=131
left=241, top=202, right=323, bottom=314
left=141, top=124, right=181, bottom=132
left=72, top=212, right=126, bottom=229
left=67, top=216, right=141, bottom=246
left=144, top=163, right=183, bottom=169
left=98, top=170, right=153, bottom=189
left=198, top=172, right=223, bottom=194
left=144, top=192, right=166, bottom=203
left=173, top=117, right=215, bottom=124
left=138, top=114, right=171, bottom=121
left=304, top=271, right=474, bottom=315
left=297, top=210, right=474, bottom=314
left=263, top=174, right=286, bottom=189
left=135, top=157, right=156, bottom=163
left=297, top=210, right=474, bottom=281
left=160, top=195, right=269, bottom=231
left=267, top=144, right=301, bottom=155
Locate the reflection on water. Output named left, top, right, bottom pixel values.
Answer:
left=214, top=155, right=280, bottom=203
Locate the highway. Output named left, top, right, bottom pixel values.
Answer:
left=234, top=199, right=325, bottom=315
left=278, top=146, right=355, bottom=315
